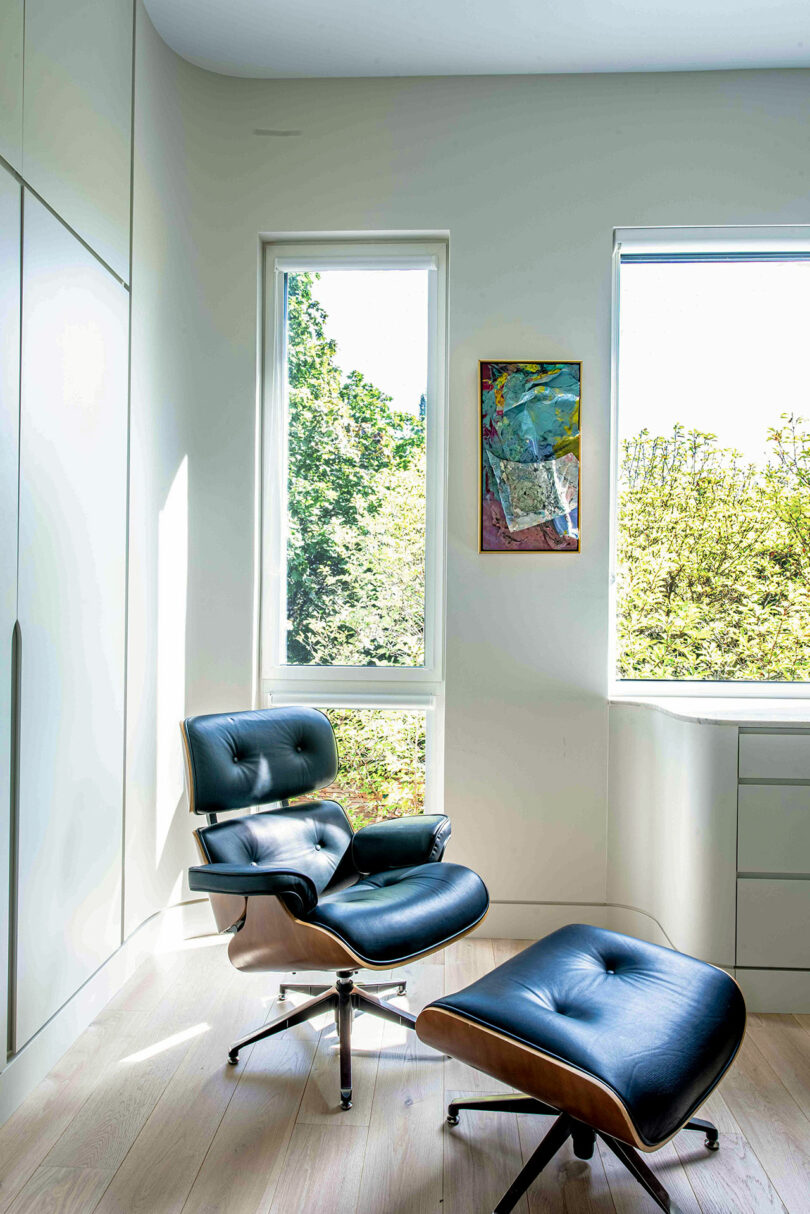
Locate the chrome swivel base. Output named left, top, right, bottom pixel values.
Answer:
left=226, top=970, right=415, bottom=1110
left=446, top=1095, right=719, bottom=1214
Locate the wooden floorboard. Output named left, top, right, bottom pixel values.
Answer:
left=4, top=1166, right=113, bottom=1214
left=519, top=1115, right=616, bottom=1213
left=92, top=969, right=269, bottom=1214
left=179, top=1009, right=318, bottom=1214
left=356, top=962, right=445, bottom=1214
left=601, top=1136, right=699, bottom=1214
left=44, top=948, right=230, bottom=1174
left=443, top=1091, right=529, bottom=1214
left=443, top=939, right=512, bottom=1095
left=719, top=1035, right=810, bottom=1214
left=1, top=935, right=809, bottom=1213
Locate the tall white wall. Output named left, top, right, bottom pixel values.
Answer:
left=128, top=56, right=810, bottom=933
left=126, top=9, right=233, bottom=932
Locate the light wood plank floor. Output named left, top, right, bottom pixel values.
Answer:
left=0, top=933, right=808, bottom=1214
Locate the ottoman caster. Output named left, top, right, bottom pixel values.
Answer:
left=684, top=1117, right=720, bottom=1152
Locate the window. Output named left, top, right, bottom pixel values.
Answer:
left=611, top=228, right=810, bottom=691
left=261, top=241, right=447, bottom=815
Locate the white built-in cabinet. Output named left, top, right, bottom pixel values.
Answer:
left=609, top=701, right=810, bottom=1012
left=0, top=0, right=24, bottom=172
left=0, top=0, right=134, bottom=1069
left=14, top=196, right=129, bottom=1050
left=23, top=0, right=133, bottom=281
left=0, top=165, right=21, bottom=1059
left=736, top=732, right=810, bottom=981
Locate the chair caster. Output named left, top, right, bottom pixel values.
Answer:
left=277, top=991, right=286, bottom=1001
left=705, top=1138, right=720, bottom=1151
left=227, top=1051, right=239, bottom=1066
left=446, top=1114, right=460, bottom=1126
left=396, top=984, right=406, bottom=996
left=340, top=1090, right=353, bottom=1111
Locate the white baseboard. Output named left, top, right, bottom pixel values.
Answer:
left=0, top=899, right=212, bottom=1125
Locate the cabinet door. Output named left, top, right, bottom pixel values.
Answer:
left=0, top=0, right=24, bottom=170
left=0, top=165, right=21, bottom=1064
left=737, top=878, right=810, bottom=969
left=15, top=194, right=128, bottom=1049
left=23, top=0, right=133, bottom=280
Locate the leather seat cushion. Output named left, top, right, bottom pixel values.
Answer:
left=307, top=862, right=489, bottom=966
left=420, top=924, right=746, bottom=1146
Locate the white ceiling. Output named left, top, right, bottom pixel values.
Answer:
left=144, top=0, right=810, bottom=78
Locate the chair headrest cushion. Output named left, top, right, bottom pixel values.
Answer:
left=183, top=706, right=339, bottom=814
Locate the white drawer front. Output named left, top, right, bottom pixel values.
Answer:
left=738, top=785, right=810, bottom=874
left=737, top=879, right=810, bottom=969
left=739, top=733, right=810, bottom=781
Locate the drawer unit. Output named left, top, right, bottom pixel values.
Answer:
left=739, top=732, right=810, bottom=780
left=736, top=878, right=810, bottom=969
left=738, top=785, right=810, bottom=874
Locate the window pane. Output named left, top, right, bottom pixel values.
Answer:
left=616, top=258, right=810, bottom=682
left=296, top=708, right=426, bottom=830
left=285, top=269, right=428, bottom=667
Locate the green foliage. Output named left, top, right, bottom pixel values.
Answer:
left=317, top=708, right=426, bottom=830
left=617, top=419, right=810, bottom=681
left=286, top=272, right=426, bottom=667
left=284, top=273, right=427, bottom=822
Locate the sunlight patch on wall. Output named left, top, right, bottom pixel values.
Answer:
left=156, top=455, right=188, bottom=864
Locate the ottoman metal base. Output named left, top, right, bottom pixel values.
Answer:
left=446, top=1094, right=719, bottom=1214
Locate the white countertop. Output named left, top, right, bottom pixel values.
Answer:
left=610, top=696, right=810, bottom=726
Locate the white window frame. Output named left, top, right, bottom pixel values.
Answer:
left=259, top=240, right=448, bottom=807
left=609, top=225, right=810, bottom=699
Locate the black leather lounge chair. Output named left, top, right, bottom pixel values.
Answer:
left=417, top=924, right=747, bottom=1214
left=182, top=705, right=489, bottom=1109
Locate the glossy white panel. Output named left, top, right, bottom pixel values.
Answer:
left=738, top=784, right=810, bottom=875
left=739, top=731, right=810, bottom=780
left=0, top=0, right=24, bottom=170
left=23, top=0, right=133, bottom=280
left=0, top=166, right=21, bottom=1065
left=16, top=196, right=128, bottom=1049
left=737, top=878, right=810, bottom=969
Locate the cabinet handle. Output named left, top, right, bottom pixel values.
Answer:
left=7, top=619, right=21, bottom=1056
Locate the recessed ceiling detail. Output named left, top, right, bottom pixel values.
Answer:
left=144, top=0, right=810, bottom=79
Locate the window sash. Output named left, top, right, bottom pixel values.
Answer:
left=609, top=225, right=810, bottom=697
left=260, top=240, right=447, bottom=694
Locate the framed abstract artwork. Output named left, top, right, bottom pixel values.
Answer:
left=479, top=360, right=581, bottom=553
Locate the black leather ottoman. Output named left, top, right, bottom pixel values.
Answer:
left=416, top=924, right=746, bottom=1214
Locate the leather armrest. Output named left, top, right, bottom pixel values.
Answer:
left=188, top=863, right=318, bottom=915
left=351, top=814, right=452, bottom=875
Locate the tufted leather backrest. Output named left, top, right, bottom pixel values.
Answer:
left=182, top=706, right=339, bottom=815
left=198, top=801, right=354, bottom=896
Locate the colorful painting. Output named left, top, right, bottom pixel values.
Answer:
left=480, top=361, right=581, bottom=553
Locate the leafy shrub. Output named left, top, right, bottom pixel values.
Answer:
left=617, top=419, right=810, bottom=681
